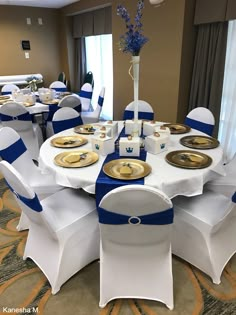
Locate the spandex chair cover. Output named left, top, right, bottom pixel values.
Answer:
left=1, top=84, right=20, bottom=95
left=81, top=87, right=105, bottom=124
left=52, top=107, right=83, bottom=134
left=123, top=100, right=154, bottom=120
left=184, top=107, right=215, bottom=136
left=79, top=83, right=93, bottom=112
left=58, top=94, right=81, bottom=113
left=49, top=81, right=67, bottom=92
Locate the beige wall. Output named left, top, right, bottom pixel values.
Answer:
left=0, top=6, right=61, bottom=87
left=62, top=0, right=196, bottom=122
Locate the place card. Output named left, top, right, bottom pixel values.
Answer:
left=91, top=133, right=114, bottom=156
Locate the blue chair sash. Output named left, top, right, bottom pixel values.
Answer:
left=52, top=87, right=67, bottom=92
left=0, top=112, right=31, bottom=122
left=232, top=192, right=236, bottom=203
left=1, top=91, right=11, bottom=95
left=123, top=110, right=154, bottom=120
left=98, top=96, right=104, bottom=107
left=52, top=116, right=83, bottom=134
left=0, top=138, right=27, bottom=163
left=46, top=105, right=59, bottom=122
left=74, top=104, right=82, bottom=113
left=98, top=206, right=173, bottom=225
left=79, top=90, right=93, bottom=99
left=6, top=180, right=43, bottom=212
left=184, top=117, right=214, bottom=136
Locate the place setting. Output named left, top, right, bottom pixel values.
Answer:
left=50, top=135, right=88, bottom=148
left=165, top=150, right=212, bottom=169
left=74, top=124, right=101, bottom=134
left=180, top=135, right=220, bottom=149
left=163, top=123, right=191, bottom=134
left=54, top=150, right=99, bottom=168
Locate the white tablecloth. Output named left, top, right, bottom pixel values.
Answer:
left=39, top=122, right=225, bottom=199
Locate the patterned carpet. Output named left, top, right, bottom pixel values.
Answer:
left=1, top=175, right=236, bottom=315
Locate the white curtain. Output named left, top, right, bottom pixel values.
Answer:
left=85, top=34, right=113, bottom=120
left=218, top=20, right=236, bottom=163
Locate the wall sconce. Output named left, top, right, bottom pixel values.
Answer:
left=149, top=0, right=165, bottom=7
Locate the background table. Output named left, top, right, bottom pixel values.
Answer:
left=39, top=122, right=225, bottom=199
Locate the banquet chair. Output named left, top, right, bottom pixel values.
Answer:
left=171, top=189, right=236, bottom=284
left=49, top=81, right=67, bottom=92
left=184, top=107, right=215, bottom=136
left=0, top=160, right=99, bottom=294
left=123, top=100, right=154, bottom=120
left=0, top=127, right=64, bottom=230
left=1, top=84, right=20, bottom=95
left=83, top=71, right=94, bottom=88
left=81, top=87, right=105, bottom=124
left=98, top=184, right=174, bottom=310
left=0, top=102, right=43, bottom=161
left=79, top=83, right=93, bottom=112
left=58, top=94, right=81, bottom=113
left=205, top=154, right=236, bottom=197
left=52, top=107, right=83, bottom=134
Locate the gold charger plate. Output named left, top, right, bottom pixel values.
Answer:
left=42, top=99, right=60, bottom=105
left=74, top=124, right=100, bottom=134
left=103, top=159, right=152, bottom=180
left=0, top=95, right=10, bottom=100
left=51, top=135, right=88, bottom=148
left=163, top=123, right=191, bottom=134
left=54, top=150, right=99, bottom=168
left=165, top=150, right=212, bottom=169
left=180, top=135, right=219, bottom=149
left=23, top=102, right=35, bottom=107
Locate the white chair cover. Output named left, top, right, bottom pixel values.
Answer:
left=0, top=127, right=63, bottom=230
left=52, top=107, right=83, bottom=134
left=58, top=94, right=81, bottom=113
left=184, top=107, right=215, bottom=136
left=0, top=160, right=99, bottom=294
left=123, top=100, right=154, bottom=120
left=172, top=189, right=236, bottom=284
left=1, top=83, right=20, bottom=95
left=49, top=81, right=67, bottom=92
left=0, top=102, right=43, bottom=161
left=205, top=154, right=236, bottom=197
left=98, top=184, right=174, bottom=310
left=79, top=83, right=93, bottom=112
left=81, top=87, right=105, bottom=124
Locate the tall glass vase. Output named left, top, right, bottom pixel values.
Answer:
left=131, top=55, right=140, bottom=137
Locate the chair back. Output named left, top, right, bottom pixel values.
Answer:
left=52, top=107, right=83, bottom=134
left=92, top=87, right=105, bottom=119
left=0, top=127, right=39, bottom=178
left=1, top=84, right=20, bottom=95
left=79, top=83, right=93, bottom=111
left=123, top=100, right=154, bottom=120
left=0, top=160, right=43, bottom=225
left=49, top=81, right=67, bottom=92
left=58, top=95, right=81, bottom=113
left=58, top=72, right=66, bottom=84
left=184, top=107, right=215, bottom=136
left=84, top=71, right=94, bottom=87
left=98, top=185, right=173, bottom=246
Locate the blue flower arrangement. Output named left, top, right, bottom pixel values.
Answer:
left=117, top=0, right=148, bottom=56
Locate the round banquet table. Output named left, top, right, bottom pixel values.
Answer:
left=39, top=122, right=225, bottom=199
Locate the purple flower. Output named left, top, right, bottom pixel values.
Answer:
left=117, top=0, right=148, bottom=56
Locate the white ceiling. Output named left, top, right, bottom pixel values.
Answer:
left=0, top=0, right=79, bottom=9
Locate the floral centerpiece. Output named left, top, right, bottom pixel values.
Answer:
left=117, top=0, right=148, bottom=137
left=26, top=75, right=43, bottom=92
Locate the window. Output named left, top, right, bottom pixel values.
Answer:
left=85, top=34, right=113, bottom=120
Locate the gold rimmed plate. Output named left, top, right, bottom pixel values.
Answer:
left=23, top=102, right=35, bottom=107
left=0, top=95, right=10, bottom=100
left=165, top=150, right=212, bottom=169
left=42, top=99, right=60, bottom=105
left=54, top=150, right=99, bottom=168
left=163, top=123, right=191, bottom=134
left=103, top=158, right=152, bottom=180
left=51, top=135, right=88, bottom=148
left=74, top=124, right=100, bottom=134
left=180, top=135, right=220, bottom=149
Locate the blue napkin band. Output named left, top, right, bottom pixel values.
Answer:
left=0, top=138, right=27, bottom=164
left=5, top=180, right=43, bottom=212
left=123, top=110, right=154, bottom=120
left=184, top=117, right=214, bottom=136
left=98, top=206, right=173, bottom=225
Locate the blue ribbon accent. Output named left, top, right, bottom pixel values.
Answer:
left=1, top=91, right=11, bottom=95
left=184, top=117, right=214, bottom=136
left=46, top=105, right=59, bottom=122
left=79, top=90, right=93, bottom=99
left=232, top=192, right=236, bottom=203
left=5, top=179, right=43, bottom=212
left=123, top=110, right=154, bottom=120
left=95, top=127, right=147, bottom=207
left=98, top=96, right=104, bottom=107
left=52, top=116, right=83, bottom=133
left=0, top=112, right=31, bottom=122
left=74, top=104, right=82, bottom=113
left=98, top=206, right=173, bottom=225
left=0, top=138, right=27, bottom=163
left=52, top=87, right=67, bottom=92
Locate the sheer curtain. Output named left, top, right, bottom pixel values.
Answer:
left=85, top=34, right=113, bottom=120
left=218, top=20, right=236, bottom=163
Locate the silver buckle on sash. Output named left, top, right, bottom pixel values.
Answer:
left=128, top=216, right=141, bottom=225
